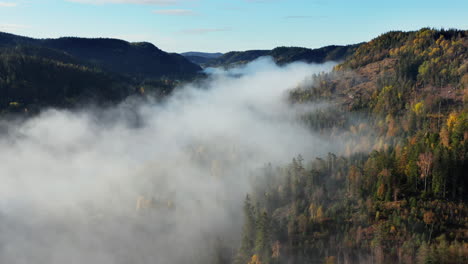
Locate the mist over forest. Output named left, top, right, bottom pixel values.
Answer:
left=0, top=27, right=466, bottom=264
left=0, top=58, right=340, bottom=264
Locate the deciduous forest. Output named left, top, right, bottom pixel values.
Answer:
left=233, top=28, right=468, bottom=264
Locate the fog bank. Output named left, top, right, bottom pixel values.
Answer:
left=0, top=57, right=337, bottom=264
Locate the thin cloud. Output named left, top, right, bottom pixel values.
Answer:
left=0, top=2, right=17, bottom=7
left=0, top=23, right=30, bottom=32
left=180, top=27, right=231, bottom=35
left=67, top=0, right=181, bottom=5
left=284, top=15, right=326, bottom=19
left=220, top=3, right=244, bottom=11
left=153, top=9, right=196, bottom=16
left=244, top=0, right=279, bottom=3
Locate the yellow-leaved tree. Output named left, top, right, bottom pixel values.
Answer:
left=247, top=254, right=262, bottom=264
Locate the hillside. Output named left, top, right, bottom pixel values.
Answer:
left=181, top=52, right=223, bottom=59
left=0, top=32, right=202, bottom=113
left=0, top=32, right=202, bottom=79
left=204, top=44, right=360, bottom=68
left=183, top=55, right=220, bottom=65
left=233, top=28, right=468, bottom=264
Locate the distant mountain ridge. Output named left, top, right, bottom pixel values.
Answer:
left=181, top=52, right=223, bottom=58
left=181, top=51, right=224, bottom=65
left=186, top=44, right=361, bottom=68
left=0, top=32, right=202, bottom=79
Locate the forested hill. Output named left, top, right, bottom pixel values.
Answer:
left=233, top=28, right=468, bottom=264
left=0, top=32, right=202, bottom=79
left=0, top=32, right=202, bottom=113
left=199, top=44, right=360, bottom=68
left=181, top=52, right=223, bottom=65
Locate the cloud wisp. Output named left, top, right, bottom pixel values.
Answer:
left=0, top=23, right=30, bottom=32
left=153, top=8, right=196, bottom=15
left=67, top=0, right=182, bottom=5
left=0, top=2, right=17, bottom=7
left=0, top=58, right=338, bottom=264
left=284, top=15, right=327, bottom=19
left=180, top=27, right=231, bottom=34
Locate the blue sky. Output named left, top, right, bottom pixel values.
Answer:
left=0, top=0, right=467, bottom=53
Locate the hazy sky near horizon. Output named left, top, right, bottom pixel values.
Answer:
left=0, top=0, right=467, bottom=53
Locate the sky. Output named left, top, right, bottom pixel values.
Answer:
left=0, top=0, right=467, bottom=53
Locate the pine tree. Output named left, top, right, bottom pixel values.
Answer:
left=236, top=195, right=256, bottom=264
left=254, top=211, right=272, bottom=264
left=416, top=242, right=434, bottom=264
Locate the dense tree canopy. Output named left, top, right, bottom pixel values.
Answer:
left=234, top=28, right=468, bottom=264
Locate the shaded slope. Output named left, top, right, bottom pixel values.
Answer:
left=0, top=46, right=135, bottom=113
left=0, top=32, right=203, bottom=113
left=43, top=38, right=202, bottom=78
left=0, top=32, right=202, bottom=79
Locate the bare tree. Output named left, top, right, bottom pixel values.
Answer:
left=417, top=152, right=434, bottom=192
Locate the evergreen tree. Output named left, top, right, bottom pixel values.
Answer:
left=254, top=211, right=271, bottom=264
left=236, top=195, right=256, bottom=264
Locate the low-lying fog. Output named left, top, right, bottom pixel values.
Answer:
left=0, top=58, right=338, bottom=264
